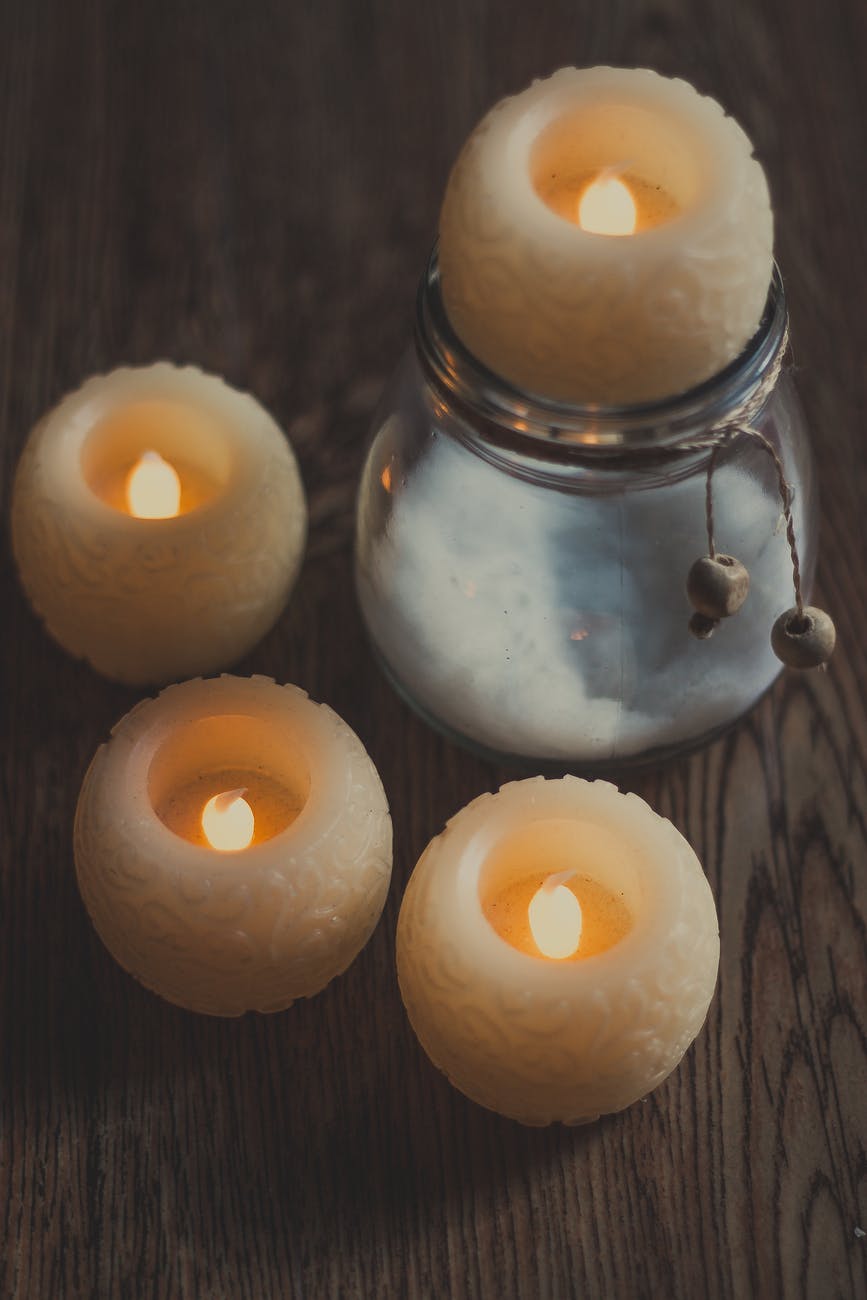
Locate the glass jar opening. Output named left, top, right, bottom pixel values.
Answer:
left=416, top=249, right=787, bottom=455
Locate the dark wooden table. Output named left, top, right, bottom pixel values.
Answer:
left=2, top=2, right=865, bottom=1297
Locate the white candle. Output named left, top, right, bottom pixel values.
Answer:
left=396, top=776, right=719, bottom=1125
left=439, top=66, right=773, bottom=403
left=11, top=364, right=307, bottom=685
left=74, top=675, right=393, bottom=1016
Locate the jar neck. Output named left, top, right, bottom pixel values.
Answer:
left=415, top=249, right=788, bottom=459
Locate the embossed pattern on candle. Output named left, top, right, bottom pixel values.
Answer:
left=439, top=67, right=773, bottom=403
left=12, top=365, right=307, bottom=685
left=397, top=777, right=720, bottom=1125
left=74, top=677, right=393, bottom=1016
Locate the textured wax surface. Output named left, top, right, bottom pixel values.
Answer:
left=397, top=777, right=720, bottom=1124
left=439, top=67, right=774, bottom=403
left=74, top=677, right=393, bottom=1015
left=12, top=365, right=307, bottom=685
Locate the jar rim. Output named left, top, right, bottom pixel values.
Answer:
left=415, top=248, right=787, bottom=454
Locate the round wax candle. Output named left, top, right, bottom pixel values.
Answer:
left=74, top=675, right=392, bottom=1015
left=12, top=364, right=307, bottom=684
left=397, top=776, right=719, bottom=1125
left=438, top=66, right=773, bottom=403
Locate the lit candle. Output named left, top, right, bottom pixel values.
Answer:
left=438, top=66, right=773, bottom=403
left=74, top=675, right=393, bottom=1015
left=11, top=364, right=307, bottom=685
left=396, top=776, right=719, bottom=1125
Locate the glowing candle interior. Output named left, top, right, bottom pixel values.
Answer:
left=126, top=449, right=182, bottom=519
left=536, top=166, right=678, bottom=233
left=201, top=788, right=255, bottom=851
left=484, top=866, right=632, bottom=961
left=94, top=398, right=230, bottom=517
left=577, top=173, right=637, bottom=236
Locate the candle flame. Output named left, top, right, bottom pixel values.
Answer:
left=528, top=872, right=582, bottom=958
left=578, top=174, right=637, bottom=237
left=201, top=789, right=255, bottom=851
left=126, top=450, right=181, bottom=519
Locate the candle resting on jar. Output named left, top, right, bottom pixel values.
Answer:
left=355, top=67, right=817, bottom=767
left=439, top=65, right=773, bottom=404
left=355, top=257, right=816, bottom=766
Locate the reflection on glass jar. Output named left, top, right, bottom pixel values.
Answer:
left=355, top=254, right=817, bottom=767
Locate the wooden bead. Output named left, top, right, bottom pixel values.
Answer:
left=689, top=612, right=719, bottom=640
left=771, top=606, right=836, bottom=668
left=687, top=555, right=750, bottom=619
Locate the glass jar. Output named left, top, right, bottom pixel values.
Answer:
left=355, top=253, right=817, bottom=767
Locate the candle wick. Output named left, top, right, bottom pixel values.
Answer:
left=598, top=160, right=635, bottom=182
left=213, top=787, right=248, bottom=812
left=542, top=869, right=576, bottom=893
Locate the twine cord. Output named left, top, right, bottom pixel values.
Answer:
left=551, top=322, right=810, bottom=624
left=666, top=321, right=805, bottom=621
left=705, top=440, right=724, bottom=561
left=703, top=422, right=804, bottom=618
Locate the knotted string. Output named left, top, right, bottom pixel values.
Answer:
left=668, top=322, right=806, bottom=621
left=704, top=424, right=804, bottom=618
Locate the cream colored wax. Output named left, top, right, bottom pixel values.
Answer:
left=439, top=66, right=773, bottom=403
left=396, top=776, right=719, bottom=1125
left=74, top=675, right=393, bottom=1015
left=12, top=364, right=307, bottom=684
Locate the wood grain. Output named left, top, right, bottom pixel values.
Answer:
left=1, top=1, right=865, bottom=1296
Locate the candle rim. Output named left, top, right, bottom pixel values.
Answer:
left=32, top=363, right=277, bottom=531
left=466, top=67, right=766, bottom=260
left=525, top=124, right=699, bottom=247
left=144, top=736, right=319, bottom=867
left=90, top=676, right=376, bottom=874
left=81, top=391, right=240, bottom=526
left=417, top=250, right=786, bottom=452
left=442, top=778, right=706, bottom=985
